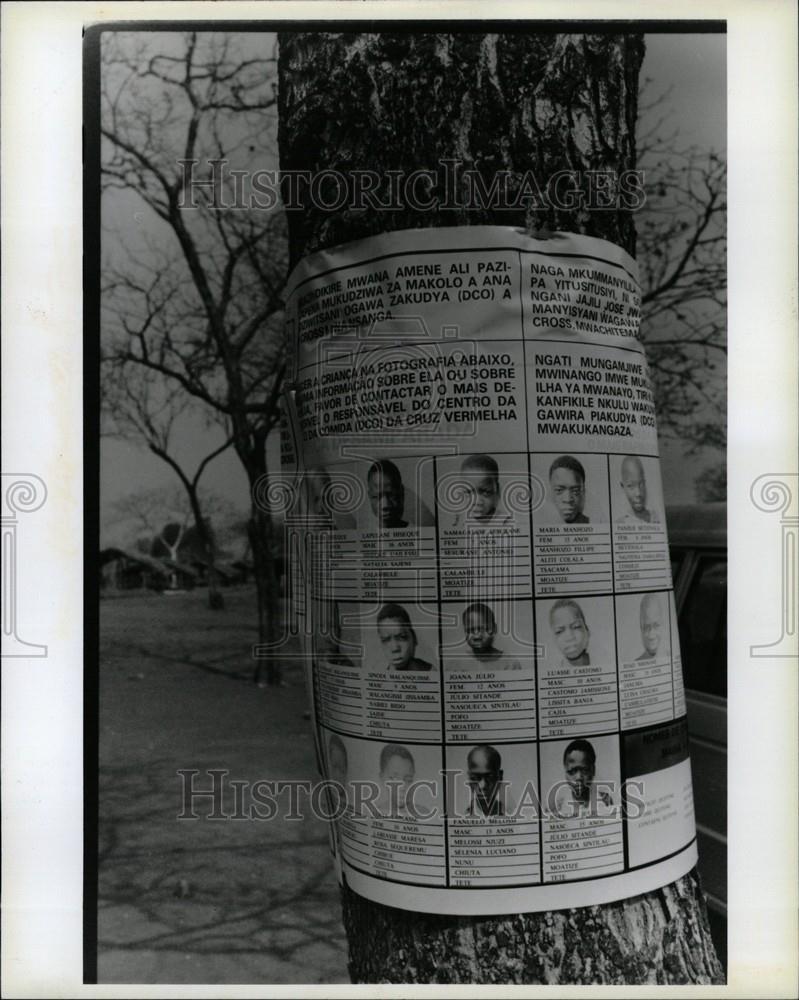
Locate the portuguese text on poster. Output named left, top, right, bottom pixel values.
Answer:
left=282, top=226, right=697, bottom=915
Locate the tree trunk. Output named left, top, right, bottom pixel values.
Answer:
left=249, top=502, right=283, bottom=687
left=186, top=487, right=225, bottom=610
left=231, top=429, right=284, bottom=686
left=278, top=30, right=723, bottom=984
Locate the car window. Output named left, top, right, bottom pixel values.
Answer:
left=678, top=553, right=727, bottom=697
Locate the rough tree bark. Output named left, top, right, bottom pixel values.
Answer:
left=278, top=30, right=723, bottom=984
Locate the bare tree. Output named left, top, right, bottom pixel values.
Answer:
left=102, top=358, right=234, bottom=606
left=109, top=482, right=241, bottom=555
left=637, top=83, right=727, bottom=456
left=108, top=484, right=186, bottom=548
left=101, top=30, right=287, bottom=679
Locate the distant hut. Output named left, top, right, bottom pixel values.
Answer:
left=99, top=547, right=170, bottom=593
left=185, top=556, right=240, bottom=587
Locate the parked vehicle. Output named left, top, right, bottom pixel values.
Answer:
left=666, top=502, right=727, bottom=966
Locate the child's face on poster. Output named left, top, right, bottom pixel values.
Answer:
left=564, top=750, right=594, bottom=802
left=368, top=470, right=404, bottom=526
left=551, top=605, right=589, bottom=661
left=378, top=618, right=415, bottom=669
left=463, top=609, right=496, bottom=655
left=464, top=472, right=500, bottom=520
left=550, top=467, right=585, bottom=522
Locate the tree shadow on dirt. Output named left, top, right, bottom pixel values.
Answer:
left=123, top=641, right=257, bottom=682
left=97, top=759, right=348, bottom=981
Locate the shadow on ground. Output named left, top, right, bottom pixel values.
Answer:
left=98, top=587, right=349, bottom=984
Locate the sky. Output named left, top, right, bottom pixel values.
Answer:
left=100, top=29, right=727, bottom=543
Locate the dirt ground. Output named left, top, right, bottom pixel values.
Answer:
left=97, top=585, right=349, bottom=984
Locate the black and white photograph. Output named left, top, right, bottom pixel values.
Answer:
left=539, top=735, right=622, bottom=820
left=445, top=742, right=539, bottom=821
left=307, top=464, right=358, bottom=530
left=358, top=456, right=436, bottom=531
left=436, top=452, right=528, bottom=529
left=93, top=17, right=732, bottom=985
left=359, top=741, right=443, bottom=821
left=441, top=598, right=536, bottom=668
left=361, top=601, right=438, bottom=674
left=3, top=3, right=798, bottom=994
left=530, top=452, right=611, bottom=526
left=610, top=453, right=664, bottom=526
left=615, top=591, right=672, bottom=665
left=536, top=595, right=616, bottom=670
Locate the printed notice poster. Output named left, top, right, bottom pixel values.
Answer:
left=281, top=226, right=697, bottom=915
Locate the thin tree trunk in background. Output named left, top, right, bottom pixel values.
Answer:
left=186, top=491, right=224, bottom=610
left=232, top=423, right=283, bottom=686
left=278, top=30, right=723, bottom=984
left=250, top=503, right=283, bottom=686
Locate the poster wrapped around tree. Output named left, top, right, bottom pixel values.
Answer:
left=278, top=30, right=722, bottom=984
